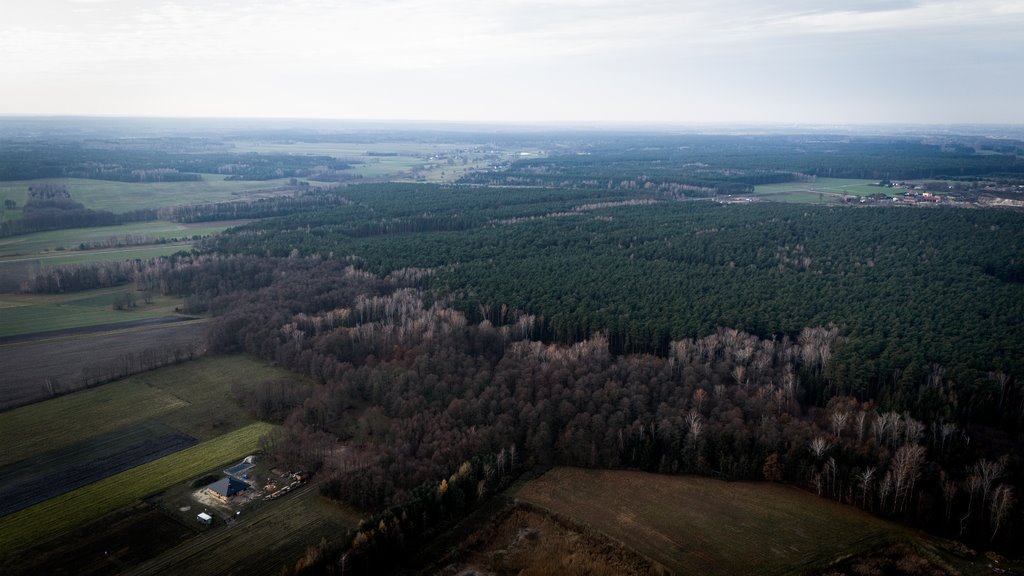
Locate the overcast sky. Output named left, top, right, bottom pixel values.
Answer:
left=2, top=0, right=1022, bottom=125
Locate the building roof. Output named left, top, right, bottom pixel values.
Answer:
left=208, top=477, right=249, bottom=497
left=197, top=512, right=213, bottom=521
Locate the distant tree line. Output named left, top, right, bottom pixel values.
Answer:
left=0, top=184, right=159, bottom=238
left=38, top=339, right=203, bottom=402
left=156, top=192, right=352, bottom=223
left=1, top=186, right=351, bottom=239
left=461, top=135, right=1024, bottom=192
left=0, top=142, right=354, bottom=181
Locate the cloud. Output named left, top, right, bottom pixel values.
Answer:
left=1, top=0, right=1022, bottom=122
left=5, top=0, right=1022, bottom=69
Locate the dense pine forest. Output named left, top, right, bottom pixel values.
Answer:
left=6, top=129, right=1024, bottom=574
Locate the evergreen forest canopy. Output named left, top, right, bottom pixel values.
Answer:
left=6, top=124, right=1024, bottom=572
left=208, top=184, right=1024, bottom=407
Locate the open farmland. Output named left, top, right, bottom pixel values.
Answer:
left=0, top=220, right=238, bottom=259
left=0, top=355, right=300, bottom=466
left=0, top=286, right=187, bottom=339
left=127, top=484, right=361, bottom=576
left=753, top=178, right=881, bottom=202
left=0, top=372, right=188, bottom=466
left=518, top=468, right=914, bottom=576
left=228, top=140, right=508, bottom=182
left=0, top=319, right=206, bottom=409
left=0, top=243, right=188, bottom=273
left=0, top=421, right=196, bottom=516
left=0, top=220, right=245, bottom=289
left=0, top=422, right=273, bottom=553
left=0, top=175, right=294, bottom=214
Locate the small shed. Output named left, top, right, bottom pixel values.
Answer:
left=197, top=512, right=213, bottom=525
left=207, top=477, right=250, bottom=500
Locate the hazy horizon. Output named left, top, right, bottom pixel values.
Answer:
left=3, top=1, right=1023, bottom=125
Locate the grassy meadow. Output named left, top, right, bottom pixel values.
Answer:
left=0, top=220, right=239, bottom=258
left=0, top=175, right=293, bottom=216
left=753, top=178, right=882, bottom=203
left=0, top=286, right=186, bottom=338
left=1, top=244, right=189, bottom=272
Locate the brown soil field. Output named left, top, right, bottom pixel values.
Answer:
left=518, top=468, right=912, bottom=576
left=0, top=421, right=196, bottom=517
left=808, top=543, right=953, bottom=576
left=439, top=505, right=656, bottom=576
left=0, top=320, right=205, bottom=409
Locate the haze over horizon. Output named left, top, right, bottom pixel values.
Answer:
left=3, top=0, right=1023, bottom=125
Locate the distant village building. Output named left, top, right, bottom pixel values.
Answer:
left=206, top=477, right=250, bottom=502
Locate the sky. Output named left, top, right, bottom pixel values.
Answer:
left=2, top=0, right=1023, bottom=125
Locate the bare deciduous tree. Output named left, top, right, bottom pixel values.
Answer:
left=891, top=443, right=927, bottom=513
left=830, top=410, right=849, bottom=438
left=857, top=466, right=876, bottom=510
left=960, top=474, right=982, bottom=537
left=942, top=478, right=958, bottom=522
left=685, top=411, right=703, bottom=443
left=809, top=436, right=832, bottom=460
left=989, top=484, right=1015, bottom=541
left=973, top=456, right=1007, bottom=505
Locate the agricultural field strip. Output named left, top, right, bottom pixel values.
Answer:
left=0, top=316, right=201, bottom=346
left=0, top=285, right=189, bottom=339
left=518, top=468, right=907, bottom=576
left=0, top=421, right=196, bottom=517
left=0, top=422, right=273, bottom=554
left=0, top=243, right=191, bottom=264
left=0, top=352, right=268, bottom=466
left=0, top=220, right=239, bottom=258
left=753, top=178, right=883, bottom=197
left=0, top=302, right=190, bottom=340
left=0, top=175, right=295, bottom=214
left=125, top=483, right=360, bottom=576
left=0, top=376, right=189, bottom=466
left=0, top=320, right=206, bottom=410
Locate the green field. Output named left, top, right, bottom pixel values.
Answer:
left=762, top=191, right=840, bottom=204
left=518, top=468, right=926, bottom=576
left=0, top=422, right=273, bottom=553
left=0, top=175, right=293, bottom=215
left=2, top=244, right=189, bottom=269
left=0, top=355, right=301, bottom=466
left=753, top=178, right=883, bottom=202
left=0, top=220, right=240, bottom=258
left=0, top=375, right=186, bottom=467
left=0, top=286, right=186, bottom=338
